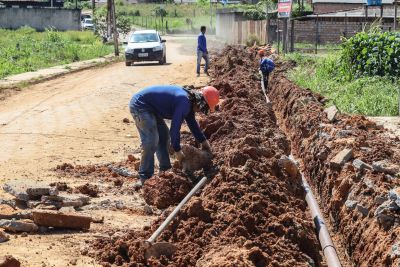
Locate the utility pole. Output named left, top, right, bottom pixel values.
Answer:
left=210, top=0, right=212, bottom=32
left=394, top=0, right=398, bottom=31
left=92, top=0, right=95, bottom=17
left=111, top=0, right=119, bottom=56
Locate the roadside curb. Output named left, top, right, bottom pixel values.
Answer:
left=0, top=54, right=122, bottom=91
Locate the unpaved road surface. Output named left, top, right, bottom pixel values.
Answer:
left=0, top=36, right=209, bottom=266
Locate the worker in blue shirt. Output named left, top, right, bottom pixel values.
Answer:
left=129, top=85, right=219, bottom=186
left=197, top=26, right=209, bottom=77
left=258, top=49, right=275, bottom=90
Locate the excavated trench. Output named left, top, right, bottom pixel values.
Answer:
left=87, top=46, right=400, bottom=266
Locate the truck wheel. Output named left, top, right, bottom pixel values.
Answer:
left=159, top=55, right=166, bottom=65
left=125, top=61, right=132, bottom=66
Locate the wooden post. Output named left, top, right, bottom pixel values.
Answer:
left=344, top=13, right=348, bottom=38
left=380, top=5, right=383, bottom=18
left=394, top=1, right=398, bottom=30
left=277, top=20, right=280, bottom=55
left=290, top=19, right=294, bottom=52
left=107, top=0, right=112, bottom=39
left=111, top=0, right=119, bottom=56
left=315, top=15, right=319, bottom=54
left=92, top=0, right=95, bottom=17
left=282, top=18, right=287, bottom=54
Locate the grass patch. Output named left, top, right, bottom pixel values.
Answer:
left=0, top=27, right=113, bottom=79
left=285, top=52, right=400, bottom=116
left=110, top=3, right=217, bottom=32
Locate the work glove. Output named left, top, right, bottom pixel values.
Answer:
left=201, top=140, right=212, bottom=153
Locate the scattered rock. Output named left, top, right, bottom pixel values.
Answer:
left=356, top=204, right=369, bottom=217
left=3, top=181, right=58, bottom=201
left=59, top=207, right=75, bottom=213
left=278, top=155, right=299, bottom=178
left=391, top=242, right=400, bottom=259
left=127, top=154, right=136, bottom=162
left=345, top=200, right=357, bottom=210
left=143, top=204, right=153, bottom=215
left=352, top=159, right=372, bottom=171
left=107, top=165, right=135, bottom=177
left=388, top=188, right=400, bottom=207
left=0, top=230, right=9, bottom=243
left=122, top=118, right=130, bottom=123
left=0, top=255, right=20, bottom=267
left=0, top=219, right=38, bottom=233
left=49, top=182, right=70, bottom=191
left=32, top=210, right=91, bottom=230
left=330, top=148, right=353, bottom=169
left=55, top=163, right=74, bottom=171
left=324, top=105, right=339, bottom=122
left=374, top=195, right=387, bottom=205
left=91, top=216, right=104, bottom=224
left=75, top=183, right=99, bottom=197
left=372, top=160, right=400, bottom=175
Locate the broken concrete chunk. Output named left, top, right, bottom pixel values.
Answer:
left=324, top=105, right=339, bottom=122
left=374, top=195, right=387, bottom=205
left=0, top=255, right=20, bottom=267
left=3, top=181, right=58, bottom=201
left=330, top=148, right=353, bottom=169
left=0, top=204, right=31, bottom=220
left=32, top=210, right=91, bottom=230
left=107, top=165, right=135, bottom=177
left=352, top=159, right=373, bottom=171
left=58, top=193, right=90, bottom=205
left=372, top=160, right=400, bottom=175
left=0, top=230, right=9, bottom=243
left=0, top=219, right=38, bottom=233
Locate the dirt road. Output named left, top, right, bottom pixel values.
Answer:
left=0, top=36, right=209, bottom=266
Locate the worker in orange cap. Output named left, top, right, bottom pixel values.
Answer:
left=129, top=85, right=219, bottom=186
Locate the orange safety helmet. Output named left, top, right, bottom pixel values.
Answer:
left=202, top=86, right=219, bottom=112
left=258, top=49, right=265, bottom=57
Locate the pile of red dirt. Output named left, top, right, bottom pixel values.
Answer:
left=88, top=46, right=321, bottom=266
left=75, top=183, right=100, bottom=197
left=142, top=171, right=193, bottom=209
left=269, top=65, right=400, bottom=266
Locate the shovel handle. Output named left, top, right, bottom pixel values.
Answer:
left=147, top=176, right=208, bottom=244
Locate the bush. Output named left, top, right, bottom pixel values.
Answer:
left=340, top=29, right=400, bottom=79
left=246, top=34, right=261, bottom=46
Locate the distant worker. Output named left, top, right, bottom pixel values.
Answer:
left=258, top=49, right=275, bottom=90
left=197, top=26, right=209, bottom=77
left=129, top=85, right=219, bottom=186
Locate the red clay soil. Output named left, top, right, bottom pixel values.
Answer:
left=88, top=46, right=321, bottom=267
left=269, top=64, right=400, bottom=266
left=75, top=183, right=100, bottom=197
left=142, top=171, right=193, bottom=209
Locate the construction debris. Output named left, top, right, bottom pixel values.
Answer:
left=0, top=230, right=9, bottom=243
left=32, top=210, right=91, bottom=230
left=330, top=148, right=353, bottom=169
left=3, top=181, right=58, bottom=201
left=372, top=160, right=400, bottom=175
left=0, top=219, right=38, bottom=233
left=324, top=105, right=339, bottom=122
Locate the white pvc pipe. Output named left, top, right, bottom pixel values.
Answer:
left=262, top=78, right=342, bottom=267
left=147, top=176, right=208, bottom=244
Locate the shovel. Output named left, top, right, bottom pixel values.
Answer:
left=143, top=176, right=208, bottom=260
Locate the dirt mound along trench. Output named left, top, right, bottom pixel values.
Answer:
left=269, top=66, right=400, bottom=266
left=89, top=46, right=322, bottom=267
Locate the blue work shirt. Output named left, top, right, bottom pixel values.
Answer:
left=130, top=85, right=206, bottom=152
left=197, top=33, right=207, bottom=53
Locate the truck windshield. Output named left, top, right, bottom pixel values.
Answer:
left=130, top=33, right=158, bottom=43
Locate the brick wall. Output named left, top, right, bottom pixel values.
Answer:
left=313, top=3, right=362, bottom=14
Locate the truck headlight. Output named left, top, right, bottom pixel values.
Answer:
left=153, top=46, right=162, bottom=52
left=125, top=48, right=134, bottom=53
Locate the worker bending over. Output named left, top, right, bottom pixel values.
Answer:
left=258, top=49, right=275, bottom=90
left=129, top=85, right=219, bottom=186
